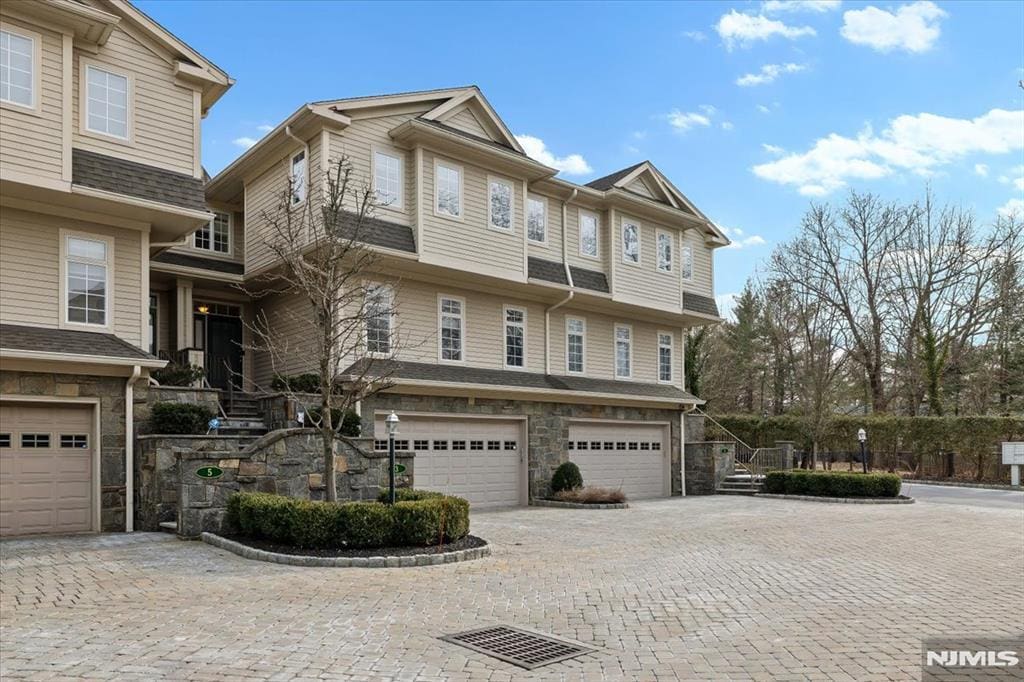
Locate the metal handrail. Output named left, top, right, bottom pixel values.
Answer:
left=694, top=408, right=792, bottom=479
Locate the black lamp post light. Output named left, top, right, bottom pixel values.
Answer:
left=385, top=411, right=400, bottom=505
left=858, top=428, right=868, bottom=474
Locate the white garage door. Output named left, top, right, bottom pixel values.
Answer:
left=567, top=422, right=669, bottom=500
left=0, top=403, right=94, bottom=537
left=375, top=415, right=523, bottom=509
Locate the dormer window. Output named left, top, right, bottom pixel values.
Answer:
left=194, top=211, right=231, bottom=254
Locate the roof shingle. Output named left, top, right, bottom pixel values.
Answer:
left=527, top=257, right=610, bottom=293
left=151, top=251, right=245, bottom=275
left=0, top=323, right=156, bottom=361
left=72, top=148, right=207, bottom=212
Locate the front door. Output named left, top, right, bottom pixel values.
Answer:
left=204, top=314, right=243, bottom=390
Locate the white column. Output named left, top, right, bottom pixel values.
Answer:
left=175, top=278, right=193, bottom=350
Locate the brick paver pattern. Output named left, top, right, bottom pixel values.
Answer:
left=1, top=496, right=1022, bottom=681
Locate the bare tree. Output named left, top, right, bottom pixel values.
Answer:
left=240, top=155, right=402, bottom=502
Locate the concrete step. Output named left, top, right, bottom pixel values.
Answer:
left=716, top=487, right=760, bottom=495
left=158, top=521, right=176, bottom=534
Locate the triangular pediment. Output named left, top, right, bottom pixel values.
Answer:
left=421, top=88, right=523, bottom=153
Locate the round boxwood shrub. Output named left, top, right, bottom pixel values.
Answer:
left=149, top=402, right=214, bottom=435
left=551, top=461, right=583, bottom=493
left=226, top=491, right=470, bottom=549
left=763, top=470, right=901, bottom=498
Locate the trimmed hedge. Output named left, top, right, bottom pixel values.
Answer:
left=226, top=492, right=470, bottom=549
left=151, top=363, right=205, bottom=387
left=305, top=407, right=361, bottom=437
left=551, top=461, right=583, bottom=493
left=764, top=470, right=902, bottom=498
left=377, top=488, right=443, bottom=503
left=149, top=402, right=214, bottom=435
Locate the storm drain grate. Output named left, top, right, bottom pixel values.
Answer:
left=440, top=625, right=594, bottom=669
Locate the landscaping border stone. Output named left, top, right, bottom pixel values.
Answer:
left=200, top=532, right=491, bottom=567
left=901, top=479, right=1019, bottom=491
left=757, top=493, right=915, bottom=504
left=532, top=499, right=629, bottom=510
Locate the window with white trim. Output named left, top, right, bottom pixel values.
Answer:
left=439, top=296, right=464, bottom=362
left=504, top=306, right=525, bottom=368
left=527, top=196, right=546, bottom=243
left=290, top=149, right=307, bottom=205
left=436, top=162, right=462, bottom=218
left=658, top=332, right=673, bottom=383
left=85, top=65, right=128, bottom=139
left=65, top=235, right=108, bottom=326
left=622, top=220, right=640, bottom=264
left=657, top=231, right=673, bottom=272
left=0, top=28, right=35, bottom=108
left=194, top=211, right=231, bottom=254
left=680, top=245, right=693, bottom=281
left=615, top=324, right=632, bottom=378
left=488, top=177, right=513, bottom=231
left=365, top=283, right=393, bottom=355
left=566, top=317, right=585, bottom=374
left=579, top=211, right=599, bottom=258
left=373, top=150, right=403, bottom=209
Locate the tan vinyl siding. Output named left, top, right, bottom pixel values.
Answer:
left=0, top=207, right=143, bottom=347
left=419, top=150, right=525, bottom=279
left=550, top=310, right=682, bottom=386
left=625, top=177, right=657, bottom=199
left=526, top=191, right=563, bottom=258
left=252, top=290, right=317, bottom=388
left=681, top=229, right=713, bottom=296
left=612, top=214, right=682, bottom=311
left=444, top=106, right=491, bottom=139
left=243, top=155, right=289, bottom=275
left=0, top=17, right=64, bottom=182
left=71, top=25, right=196, bottom=175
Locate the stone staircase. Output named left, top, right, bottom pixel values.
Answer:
left=716, top=464, right=765, bottom=495
left=217, top=391, right=267, bottom=446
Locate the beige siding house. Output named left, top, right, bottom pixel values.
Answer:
left=202, top=86, right=729, bottom=509
left=0, top=0, right=231, bottom=536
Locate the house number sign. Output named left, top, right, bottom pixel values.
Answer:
left=196, top=466, right=224, bottom=479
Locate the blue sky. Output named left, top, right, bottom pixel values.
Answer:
left=140, top=0, right=1024, bottom=312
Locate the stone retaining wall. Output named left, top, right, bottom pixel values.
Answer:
left=134, top=385, right=221, bottom=434
left=685, top=441, right=736, bottom=495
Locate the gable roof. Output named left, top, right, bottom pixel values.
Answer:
left=585, top=162, right=647, bottom=191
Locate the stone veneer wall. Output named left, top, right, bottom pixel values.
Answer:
left=134, top=385, right=221, bottom=434
left=684, top=441, right=736, bottom=495
left=361, top=393, right=685, bottom=499
left=1, top=369, right=128, bottom=531
left=138, top=429, right=413, bottom=536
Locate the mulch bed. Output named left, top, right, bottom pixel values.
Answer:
left=222, top=534, right=487, bottom=558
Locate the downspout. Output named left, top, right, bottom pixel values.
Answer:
left=544, top=188, right=578, bottom=375
left=125, top=365, right=142, bottom=532
left=150, top=236, right=191, bottom=249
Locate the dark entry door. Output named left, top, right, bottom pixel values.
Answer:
left=205, top=315, right=243, bottom=390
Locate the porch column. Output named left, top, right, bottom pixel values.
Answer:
left=175, top=278, right=194, bottom=350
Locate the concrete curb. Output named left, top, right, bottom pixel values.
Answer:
left=200, top=532, right=491, bottom=567
left=901, top=479, right=1019, bottom=491
left=756, top=494, right=915, bottom=505
left=532, top=499, right=629, bottom=510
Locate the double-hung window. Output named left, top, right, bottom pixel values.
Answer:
left=614, top=324, right=632, bottom=379
left=194, top=211, right=231, bottom=254
left=65, top=235, right=109, bottom=327
left=439, top=296, right=464, bottom=362
left=436, top=161, right=462, bottom=218
left=504, top=306, right=525, bottom=369
left=527, top=196, right=546, bottom=243
left=566, top=317, right=585, bottom=374
left=1, top=27, right=36, bottom=109
left=290, top=149, right=307, bottom=205
left=373, top=149, right=403, bottom=209
left=366, top=284, right=394, bottom=356
left=657, top=231, right=673, bottom=273
left=680, top=245, right=694, bottom=281
left=85, top=64, right=128, bottom=140
left=488, top=176, right=514, bottom=231
left=658, top=332, right=673, bottom=383
left=579, top=211, right=599, bottom=258
left=622, top=219, right=640, bottom=264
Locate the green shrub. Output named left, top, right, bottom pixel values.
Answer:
left=377, top=488, right=443, bottom=503
left=551, top=461, right=583, bottom=493
left=149, top=402, right=214, bottom=435
left=271, top=373, right=321, bottom=393
left=226, top=492, right=470, bottom=549
left=152, top=363, right=205, bottom=387
left=764, top=470, right=901, bottom=498
left=304, top=407, right=361, bottom=437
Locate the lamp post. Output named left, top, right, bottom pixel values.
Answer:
left=385, top=411, right=400, bottom=505
left=858, top=428, right=867, bottom=474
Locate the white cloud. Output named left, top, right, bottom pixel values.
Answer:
left=762, top=143, right=785, bottom=154
left=763, top=1, right=841, bottom=12
left=998, top=165, right=1024, bottom=191
left=667, top=109, right=713, bottom=132
left=721, top=224, right=768, bottom=249
left=257, top=124, right=274, bottom=133
left=683, top=30, right=708, bottom=42
left=715, top=10, right=816, bottom=50
left=840, top=1, right=947, bottom=54
left=736, top=62, right=807, bottom=87
left=515, top=135, right=592, bottom=175
left=232, top=136, right=259, bottom=149
left=974, top=163, right=989, bottom=177
left=998, top=198, right=1024, bottom=218
left=721, top=121, right=735, bottom=131
left=752, top=108, right=1024, bottom=195
left=757, top=104, right=772, bottom=114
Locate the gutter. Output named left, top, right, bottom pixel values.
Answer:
left=124, top=365, right=142, bottom=532
left=544, top=188, right=578, bottom=374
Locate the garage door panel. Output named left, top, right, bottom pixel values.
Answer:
left=568, top=422, right=668, bottom=500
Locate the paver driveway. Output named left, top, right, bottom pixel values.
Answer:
left=1, top=495, right=1022, bottom=681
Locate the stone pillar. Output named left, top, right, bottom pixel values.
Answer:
left=776, top=441, right=796, bottom=469
left=175, top=278, right=193, bottom=351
